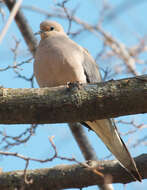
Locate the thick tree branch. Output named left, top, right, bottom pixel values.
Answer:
left=0, top=76, right=147, bottom=124
left=0, top=154, right=146, bottom=190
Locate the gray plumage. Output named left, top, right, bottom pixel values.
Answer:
left=34, top=20, right=141, bottom=182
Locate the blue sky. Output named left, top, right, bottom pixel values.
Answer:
left=0, top=0, right=147, bottom=189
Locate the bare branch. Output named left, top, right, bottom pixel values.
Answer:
left=0, top=0, right=23, bottom=43
left=4, top=0, right=37, bottom=55
left=0, top=76, right=146, bottom=124
left=0, top=154, right=146, bottom=189
left=0, top=124, right=37, bottom=149
left=69, top=123, right=98, bottom=160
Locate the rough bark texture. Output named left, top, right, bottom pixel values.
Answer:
left=0, top=76, right=147, bottom=124
left=0, top=154, right=146, bottom=190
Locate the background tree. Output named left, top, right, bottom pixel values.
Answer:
left=0, top=0, right=146, bottom=189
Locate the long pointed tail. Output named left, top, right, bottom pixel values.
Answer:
left=86, top=119, right=141, bottom=182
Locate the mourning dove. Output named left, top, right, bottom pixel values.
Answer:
left=34, top=20, right=141, bottom=182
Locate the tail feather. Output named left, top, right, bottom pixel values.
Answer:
left=86, top=119, right=142, bottom=182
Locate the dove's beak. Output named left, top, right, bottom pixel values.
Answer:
left=34, top=30, right=43, bottom=35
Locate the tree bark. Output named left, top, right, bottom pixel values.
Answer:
left=0, top=154, right=146, bottom=190
left=0, top=76, right=147, bottom=124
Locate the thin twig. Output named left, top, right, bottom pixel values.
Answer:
left=0, top=0, right=23, bottom=43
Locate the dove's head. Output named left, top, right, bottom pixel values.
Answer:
left=36, top=21, right=65, bottom=39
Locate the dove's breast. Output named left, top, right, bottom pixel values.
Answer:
left=34, top=34, right=87, bottom=87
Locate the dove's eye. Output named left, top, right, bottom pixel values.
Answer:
left=50, top=27, right=54, bottom=31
